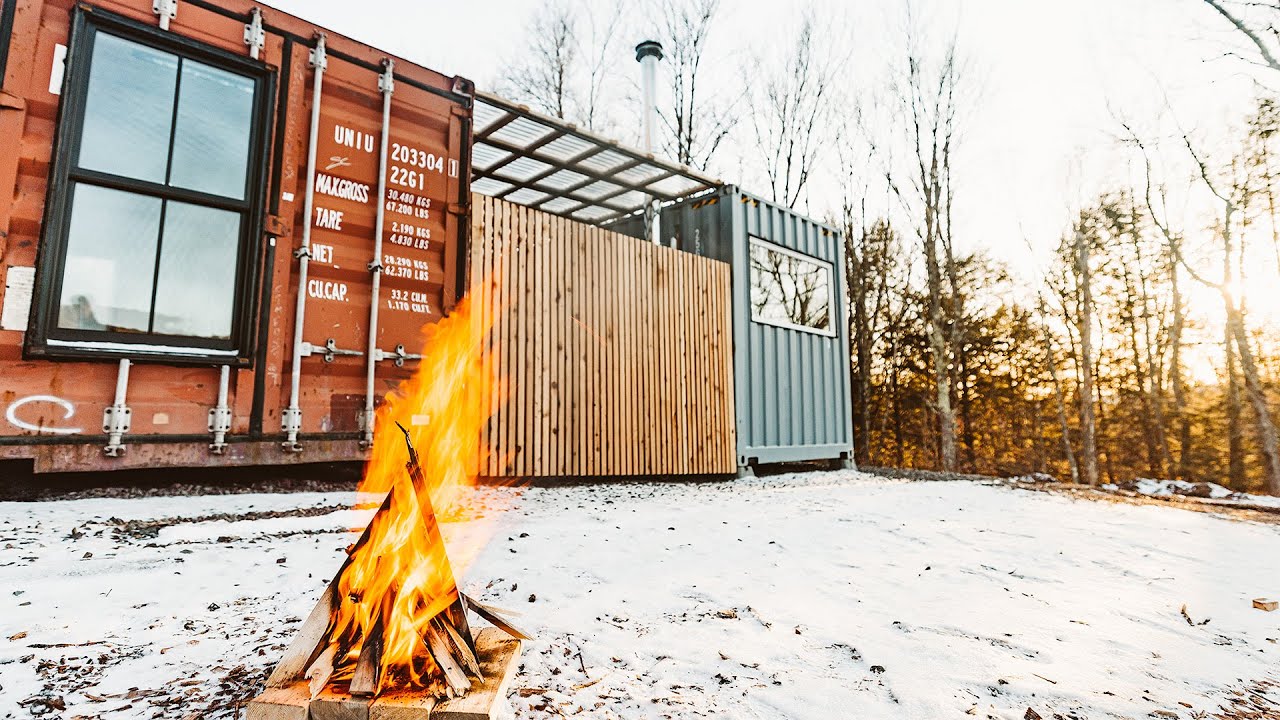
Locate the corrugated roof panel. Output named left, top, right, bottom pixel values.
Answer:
left=537, top=169, right=591, bottom=190
left=471, top=177, right=514, bottom=196
left=506, top=188, right=550, bottom=205
left=574, top=180, right=624, bottom=200
left=603, top=190, right=648, bottom=210
left=488, top=117, right=556, bottom=146
left=494, top=156, right=555, bottom=182
left=471, top=144, right=510, bottom=171
left=615, top=163, right=666, bottom=184
left=473, top=99, right=508, bottom=133
left=578, top=149, right=631, bottom=173
left=537, top=135, right=595, bottom=162
left=540, top=196, right=582, bottom=213
left=572, top=205, right=614, bottom=222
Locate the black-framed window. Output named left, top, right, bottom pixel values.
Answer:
left=29, top=8, right=272, bottom=362
left=749, top=237, right=834, bottom=336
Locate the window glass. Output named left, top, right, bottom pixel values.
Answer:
left=151, top=202, right=241, bottom=339
left=749, top=240, right=832, bottom=333
left=78, top=33, right=177, bottom=183
left=169, top=60, right=255, bottom=199
left=57, top=184, right=161, bottom=333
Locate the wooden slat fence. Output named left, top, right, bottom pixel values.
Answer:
left=469, top=194, right=736, bottom=478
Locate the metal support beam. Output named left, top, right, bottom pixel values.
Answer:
left=283, top=33, right=326, bottom=453
left=361, top=58, right=395, bottom=447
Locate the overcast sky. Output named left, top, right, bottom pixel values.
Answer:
left=263, top=0, right=1259, bottom=279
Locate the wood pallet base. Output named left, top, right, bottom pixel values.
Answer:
left=247, top=628, right=522, bottom=720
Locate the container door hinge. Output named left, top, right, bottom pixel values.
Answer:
left=280, top=407, right=303, bottom=452
left=152, top=0, right=177, bottom=30
left=244, top=7, right=265, bottom=60
left=208, top=407, right=233, bottom=454
left=263, top=214, right=290, bottom=237
left=309, top=34, right=328, bottom=71
left=301, top=338, right=363, bottom=363
left=102, top=405, right=132, bottom=457
left=447, top=202, right=467, bottom=216
left=102, top=359, right=132, bottom=457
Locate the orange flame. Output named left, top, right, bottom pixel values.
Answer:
left=326, top=276, right=502, bottom=691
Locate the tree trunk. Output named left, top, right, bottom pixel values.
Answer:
left=1227, top=306, right=1280, bottom=493
left=1043, top=324, right=1080, bottom=484
left=1167, top=257, right=1193, bottom=480
left=1075, top=225, right=1100, bottom=485
left=1225, top=320, right=1247, bottom=489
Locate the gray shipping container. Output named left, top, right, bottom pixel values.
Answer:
left=627, top=186, right=855, bottom=474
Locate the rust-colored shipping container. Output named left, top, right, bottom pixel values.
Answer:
left=0, top=0, right=473, bottom=473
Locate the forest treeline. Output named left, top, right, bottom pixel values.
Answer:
left=499, top=0, right=1280, bottom=493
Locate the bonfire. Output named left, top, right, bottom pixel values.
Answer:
left=248, top=287, right=528, bottom=720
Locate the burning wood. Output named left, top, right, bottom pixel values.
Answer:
left=248, top=290, right=524, bottom=719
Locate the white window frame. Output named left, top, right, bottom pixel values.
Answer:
left=747, top=235, right=837, bottom=338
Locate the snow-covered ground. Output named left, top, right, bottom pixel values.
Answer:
left=1, top=471, right=1278, bottom=719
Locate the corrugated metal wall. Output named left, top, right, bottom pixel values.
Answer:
left=660, top=187, right=854, bottom=468
left=470, top=194, right=737, bottom=478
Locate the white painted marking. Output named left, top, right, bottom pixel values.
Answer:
left=6, top=395, right=83, bottom=435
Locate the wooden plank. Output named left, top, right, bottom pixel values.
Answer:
left=603, top=230, right=616, bottom=475
left=553, top=213, right=567, bottom=476
left=423, top=620, right=471, bottom=695
left=432, top=628, right=523, bottom=720
left=642, top=242, right=656, bottom=474
left=577, top=219, right=589, bottom=476
left=310, top=686, right=372, bottom=720
left=514, top=205, right=528, bottom=477
left=246, top=684, right=310, bottom=720
left=530, top=210, right=544, bottom=478
left=585, top=225, right=597, bottom=474
left=621, top=231, right=635, bottom=477
left=349, top=633, right=382, bottom=697
left=368, top=692, right=437, bottom=720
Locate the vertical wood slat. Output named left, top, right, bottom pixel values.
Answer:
left=469, top=194, right=736, bottom=478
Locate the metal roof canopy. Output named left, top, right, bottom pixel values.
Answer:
left=470, top=91, right=721, bottom=226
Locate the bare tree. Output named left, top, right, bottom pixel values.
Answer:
left=577, top=1, right=625, bottom=132
left=878, top=25, right=966, bottom=472
left=1133, top=120, right=1280, bottom=493
left=501, top=1, right=578, bottom=119
left=746, top=10, right=842, bottom=209
left=1203, top=0, right=1280, bottom=74
left=499, top=0, right=623, bottom=131
left=655, top=0, right=734, bottom=170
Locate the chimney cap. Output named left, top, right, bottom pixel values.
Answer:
left=635, top=40, right=664, bottom=62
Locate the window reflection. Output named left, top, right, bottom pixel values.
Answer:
left=78, top=33, right=177, bottom=183
left=58, top=184, right=161, bottom=333
left=152, top=202, right=240, bottom=338
left=169, top=60, right=254, bottom=199
left=749, top=240, right=832, bottom=333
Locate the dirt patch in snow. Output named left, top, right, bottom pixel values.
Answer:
left=1011, top=482, right=1280, bottom=525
